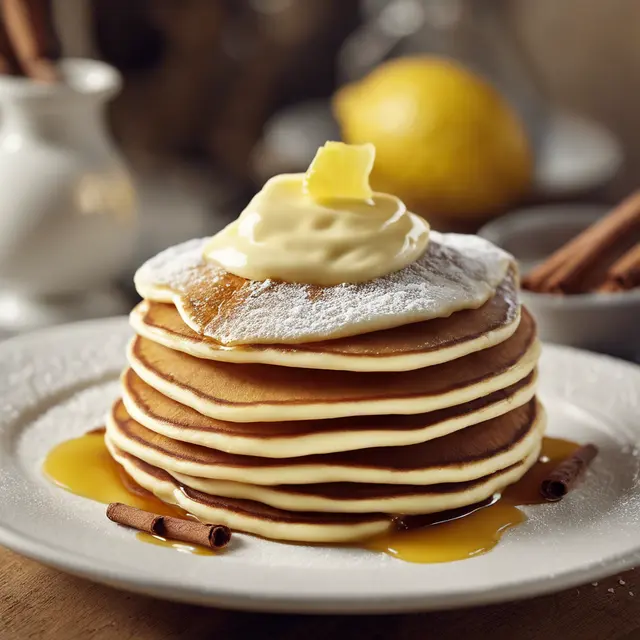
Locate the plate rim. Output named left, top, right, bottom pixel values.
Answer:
left=1, top=519, right=639, bottom=614
left=1, top=317, right=640, bottom=613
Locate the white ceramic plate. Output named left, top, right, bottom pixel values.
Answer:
left=1, top=318, right=640, bottom=613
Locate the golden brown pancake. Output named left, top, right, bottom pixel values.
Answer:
left=126, top=307, right=539, bottom=422
left=107, top=442, right=391, bottom=542
left=168, top=446, right=540, bottom=514
left=121, top=368, right=538, bottom=457
left=107, top=437, right=539, bottom=525
left=134, top=234, right=512, bottom=345
left=107, top=397, right=543, bottom=486
left=130, top=269, right=520, bottom=371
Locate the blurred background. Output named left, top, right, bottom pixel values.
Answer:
left=1, top=0, right=639, bottom=340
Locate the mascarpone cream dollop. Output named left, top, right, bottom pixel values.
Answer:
left=203, top=143, right=430, bottom=285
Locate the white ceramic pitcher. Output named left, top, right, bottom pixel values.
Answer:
left=0, top=58, right=137, bottom=330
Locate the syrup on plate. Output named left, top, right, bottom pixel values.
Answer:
left=43, top=429, right=212, bottom=555
left=365, top=437, right=579, bottom=563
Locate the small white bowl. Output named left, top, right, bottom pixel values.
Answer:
left=479, top=205, right=640, bottom=359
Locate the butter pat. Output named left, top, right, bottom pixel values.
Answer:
left=304, top=141, right=375, bottom=201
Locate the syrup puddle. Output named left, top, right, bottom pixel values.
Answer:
left=43, top=430, right=578, bottom=563
left=43, top=430, right=212, bottom=555
left=365, top=436, right=579, bottom=562
left=366, top=497, right=523, bottom=563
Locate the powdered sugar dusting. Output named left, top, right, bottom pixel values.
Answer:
left=135, top=237, right=208, bottom=298
left=135, top=232, right=512, bottom=345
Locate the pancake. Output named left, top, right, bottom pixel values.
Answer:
left=107, top=397, right=544, bottom=486
left=126, top=307, right=539, bottom=422
left=121, top=368, right=537, bottom=457
left=170, top=445, right=540, bottom=514
left=107, top=442, right=390, bottom=543
left=107, top=435, right=540, bottom=517
left=134, top=233, right=512, bottom=345
left=122, top=366, right=537, bottom=457
left=131, top=270, right=520, bottom=372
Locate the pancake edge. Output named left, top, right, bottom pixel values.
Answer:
left=166, top=438, right=542, bottom=514
left=126, top=336, right=541, bottom=423
left=107, top=439, right=391, bottom=543
left=106, top=398, right=545, bottom=486
left=129, top=301, right=521, bottom=372
left=120, top=368, right=538, bottom=457
left=107, top=435, right=542, bottom=517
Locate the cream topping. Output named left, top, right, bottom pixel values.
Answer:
left=203, top=143, right=430, bottom=285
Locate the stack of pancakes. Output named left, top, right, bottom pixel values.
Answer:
left=106, top=236, right=543, bottom=544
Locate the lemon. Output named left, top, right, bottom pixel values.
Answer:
left=304, top=141, right=375, bottom=201
left=333, top=57, right=533, bottom=219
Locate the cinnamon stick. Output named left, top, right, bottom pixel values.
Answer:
left=159, top=517, right=231, bottom=549
left=539, top=444, right=599, bottom=501
left=595, top=279, right=624, bottom=293
left=106, top=503, right=232, bottom=549
left=106, top=502, right=162, bottom=534
left=1, top=0, right=60, bottom=81
left=606, top=242, right=640, bottom=289
left=523, top=192, right=640, bottom=293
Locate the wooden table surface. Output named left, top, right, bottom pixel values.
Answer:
left=1, top=547, right=639, bottom=640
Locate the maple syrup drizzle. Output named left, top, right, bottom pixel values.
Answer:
left=43, top=430, right=211, bottom=555
left=365, top=436, right=580, bottom=563
left=43, top=431, right=579, bottom=563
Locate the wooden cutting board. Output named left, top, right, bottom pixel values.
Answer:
left=1, top=547, right=638, bottom=640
